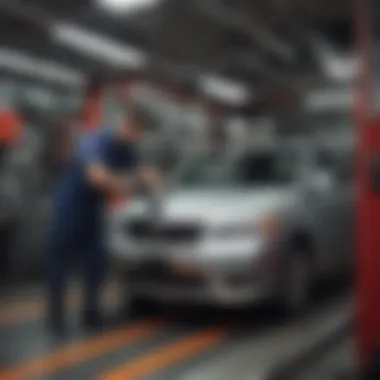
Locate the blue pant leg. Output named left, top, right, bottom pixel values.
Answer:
left=46, top=215, right=78, bottom=318
left=82, top=230, right=107, bottom=313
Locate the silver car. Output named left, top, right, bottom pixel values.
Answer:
left=107, top=137, right=354, bottom=313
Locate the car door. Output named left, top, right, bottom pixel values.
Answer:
left=315, top=146, right=354, bottom=272
left=332, top=148, right=355, bottom=268
left=308, top=146, right=344, bottom=273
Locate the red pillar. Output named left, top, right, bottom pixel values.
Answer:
left=357, top=118, right=380, bottom=365
left=354, top=0, right=380, bottom=366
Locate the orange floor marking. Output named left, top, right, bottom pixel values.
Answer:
left=100, top=326, right=228, bottom=380
left=0, top=318, right=164, bottom=380
left=0, top=283, right=119, bottom=326
left=0, top=295, right=80, bottom=326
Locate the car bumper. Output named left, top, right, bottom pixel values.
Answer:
left=109, top=236, right=275, bottom=271
left=126, top=279, right=269, bottom=306
left=110, top=244, right=280, bottom=306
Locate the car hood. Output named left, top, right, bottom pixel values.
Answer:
left=116, top=187, right=295, bottom=225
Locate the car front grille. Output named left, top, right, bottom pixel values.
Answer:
left=125, top=220, right=201, bottom=243
left=128, top=260, right=204, bottom=286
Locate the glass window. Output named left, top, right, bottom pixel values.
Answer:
left=174, top=148, right=298, bottom=188
left=102, top=86, right=119, bottom=125
left=235, top=151, right=297, bottom=185
left=315, top=147, right=338, bottom=172
left=0, top=80, right=16, bottom=107
left=335, top=150, right=354, bottom=183
left=315, top=145, right=353, bottom=183
left=175, top=153, right=232, bottom=187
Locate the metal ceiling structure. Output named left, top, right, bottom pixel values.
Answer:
left=0, top=0, right=375, bottom=107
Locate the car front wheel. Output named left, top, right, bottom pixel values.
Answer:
left=280, top=253, right=313, bottom=316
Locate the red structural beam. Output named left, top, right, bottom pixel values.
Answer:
left=354, top=0, right=380, bottom=368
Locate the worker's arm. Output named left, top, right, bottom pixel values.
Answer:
left=136, top=165, right=163, bottom=189
left=85, top=162, right=131, bottom=195
left=103, top=165, right=162, bottom=195
left=81, top=134, right=138, bottom=195
left=82, top=135, right=161, bottom=194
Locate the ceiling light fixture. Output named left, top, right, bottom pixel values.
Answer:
left=323, top=55, right=358, bottom=82
left=199, top=75, right=252, bottom=105
left=52, top=23, right=147, bottom=68
left=304, top=89, right=354, bottom=111
left=312, top=37, right=358, bottom=83
left=96, top=0, right=158, bottom=14
left=0, top=48, right=85, bottom=87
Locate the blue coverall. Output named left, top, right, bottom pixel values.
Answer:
left=47, top=127, right=139, bottom=318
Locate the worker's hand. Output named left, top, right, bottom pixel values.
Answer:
left=114, top=179, right=131, bottom=197
left=137, top=166, right=163, bottom=189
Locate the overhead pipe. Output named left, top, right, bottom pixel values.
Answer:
left=197, top=0, right=296, bottom=63
left=0, top=0, right=52, bottom=31
left=213, top=51, right=283, bottom=83
left=0, top=0, right=133, bottom=74
left=0, top=48, right=85, bottom=88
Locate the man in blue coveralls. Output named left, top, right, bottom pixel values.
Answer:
left=47, top=104, right=158, bottom=332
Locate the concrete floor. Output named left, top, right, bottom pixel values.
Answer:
left=0, top=282, right=351, bottom=380
left=295, top=337, right=354, bottom=380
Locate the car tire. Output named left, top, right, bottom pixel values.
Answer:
left=280, top=252, right=313, bottom=316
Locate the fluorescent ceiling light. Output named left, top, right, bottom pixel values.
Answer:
left=52, top=23, right=147, bottom=68
left=322, top=53, right=358, bottom=82
left=0, top=80, right=17, bottom=106
left=304, top=89, right=354, bottom=111
left=96, top=0, right=158, bottom=14
left=199, top=75, right=251, bottom=105
left=312, top=37, right=358, bottom=82
left=24, top=86, right=55, bottom=109
left=0, top=49, right=85, bottom=87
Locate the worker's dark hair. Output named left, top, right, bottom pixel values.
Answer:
left=121, top=100, right=144, bottom=122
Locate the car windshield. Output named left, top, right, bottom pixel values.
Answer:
left=174, top=150, right=298, bottom=187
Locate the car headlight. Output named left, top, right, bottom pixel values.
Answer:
left=210, top=223, right=254, bottom=237
left=257, top=214, right=278, bottom=236
left=210, top=214, right=278, bottom=238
